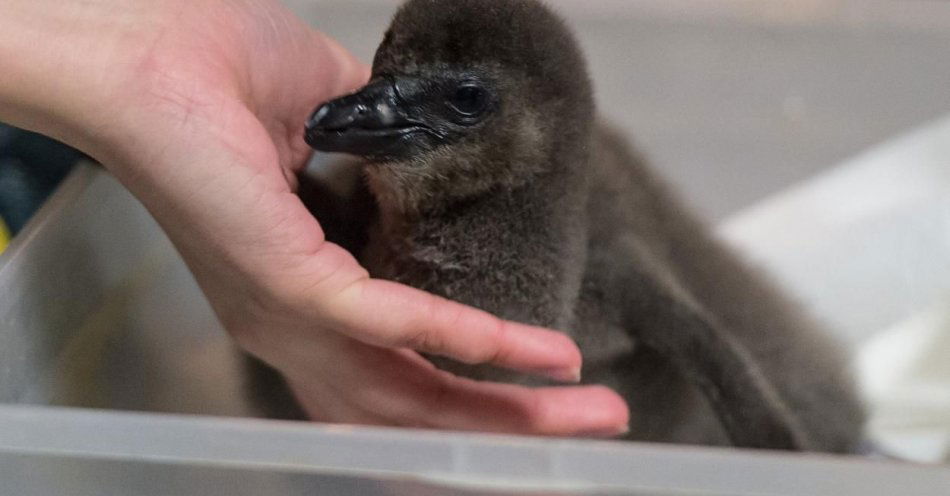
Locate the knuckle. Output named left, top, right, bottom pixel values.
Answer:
left=426, top=376, right=455, bottom=412
left=519, top=392, right=557, bottom=435
left=411, top=375, right=458, bottom=429
left=404, top=326, right=442, bottom=355
left=403, top=295, right=452, bottom=353
left=459, top=317, right=508, bottom=365
left=482, top=320, right=511, bottom=365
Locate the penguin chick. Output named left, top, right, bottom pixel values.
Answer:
left=280, top=0, right=866, bottom=452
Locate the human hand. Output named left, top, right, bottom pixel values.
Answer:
left=0, top=0, right=629, bottom=435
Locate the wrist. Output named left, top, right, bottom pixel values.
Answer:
left=0, top=0, right=172, bottom=157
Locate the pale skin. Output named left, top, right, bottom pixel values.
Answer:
left=0, top=0, right=629, bottom=435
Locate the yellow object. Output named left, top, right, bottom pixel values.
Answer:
left=0, top=216, right=10, bottom=253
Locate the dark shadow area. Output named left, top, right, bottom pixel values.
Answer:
left=0, top=124, right=85, bottom=234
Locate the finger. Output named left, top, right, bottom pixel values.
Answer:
left=281, top=45, right=370, bottom=171
left=321, top=278, right=584, bottom=382
left=294, top=342, right=630, bottom=437
left=428, top=380, right=631, bottom=437
left=287, top=376, right=393, bottom=427
left=313, top=31, right=371, bottom=94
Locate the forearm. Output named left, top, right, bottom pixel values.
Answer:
left=0, top=0, right=171, bottom=158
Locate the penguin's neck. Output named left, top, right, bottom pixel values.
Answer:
left=361, top=160, right=495, bottom=281
left=359, top=148, right=591, bottom=333
left=361, top=156, right=532, bottom=284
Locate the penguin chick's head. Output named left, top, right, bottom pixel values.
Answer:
left=305, top=0, right=594, bottom=206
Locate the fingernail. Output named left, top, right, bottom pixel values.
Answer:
left=540, top=366, right=581, bottom=383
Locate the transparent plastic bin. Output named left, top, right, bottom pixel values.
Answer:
left=2, top=143, right=948, bottom=496
left=3, top=1, right=950, bottom=493
left=3, top=404, right=950, bottom=496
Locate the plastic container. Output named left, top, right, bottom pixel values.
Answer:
left=3, top=1, right=950, bottom=493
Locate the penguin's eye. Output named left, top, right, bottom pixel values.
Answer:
left=448, top=83, right=489, bottom=118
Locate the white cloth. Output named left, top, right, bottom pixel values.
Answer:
left=720, top=115, right=950, bottom=463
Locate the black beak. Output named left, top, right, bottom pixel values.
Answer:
left=305, top=77, right=436, bottom=158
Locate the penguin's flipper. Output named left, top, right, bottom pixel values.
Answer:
left=616, top=242, right=814, bottom=451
